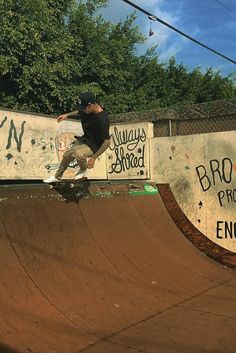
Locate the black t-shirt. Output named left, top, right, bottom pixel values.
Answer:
left=79, top=111, right=110, bottom=153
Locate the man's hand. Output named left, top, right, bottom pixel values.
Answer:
left=87, top=157, right=96, bottom=169
left=57, top=114, right=68, bottom=123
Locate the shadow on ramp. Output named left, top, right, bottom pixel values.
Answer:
left=48, top=180, right=91, bottom=202
left=0, top=343, right=20, bottom=353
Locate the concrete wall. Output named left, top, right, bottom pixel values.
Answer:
left=0, top=109, right=153, bottom=181
left=151, top=131, right=236, bottom=253
left=0, top=110, right=57, bottom=179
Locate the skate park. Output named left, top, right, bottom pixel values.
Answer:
left=0, top=100, right=236, bottom=353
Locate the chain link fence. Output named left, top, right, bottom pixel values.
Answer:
left=111, top=99, right=236, bottom=137
left=154, top=114, right=236, bottom=137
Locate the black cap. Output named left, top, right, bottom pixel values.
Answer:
left=78, top=92, right=96, bottom=111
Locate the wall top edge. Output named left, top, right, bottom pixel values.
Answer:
left=1, top=98, right=236, bottom=122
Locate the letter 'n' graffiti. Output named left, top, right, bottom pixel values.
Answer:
left=6, top=120, right=26, bottom=152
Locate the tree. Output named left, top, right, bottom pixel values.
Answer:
left=0, top=0, right=235, bottom=115
left=194, top=68, right=236, bottom=103
left=0, top=0, right=83, bottom=113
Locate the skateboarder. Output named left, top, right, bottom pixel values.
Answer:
left=43, top=92, right=110, bottom=183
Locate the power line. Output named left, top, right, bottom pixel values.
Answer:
left=213, top=0, right=236, bottom=17
left=121, top=0, right=236, bottom=65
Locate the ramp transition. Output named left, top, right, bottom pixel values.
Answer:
left=0, top=182, right=235, bottom=353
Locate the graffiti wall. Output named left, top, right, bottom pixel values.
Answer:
left=107, top=122, right=153, bottom=179
left=150, top=131, right=236, bottom=252
left=0, top=110, right=106, bottom=180
left=0, top=110, right=153, bottom=181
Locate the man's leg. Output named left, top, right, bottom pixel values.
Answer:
left=55, top=148, right=75, bottom=180
left=55, top=141, right=93, bottom=180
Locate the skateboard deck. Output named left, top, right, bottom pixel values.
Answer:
left=47, top=177, right=88, bottom=189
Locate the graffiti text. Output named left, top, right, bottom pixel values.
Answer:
left=196, top=158, right=233, bottom=192
left=109, top=146, right=145, bottom=174
left=109, top=125, right=148, bottom=176
left=110, top=127, right=146, bottom=151
left=216, top=221, right=236, bottom=239
left=0, top=116, right=26, bottom=152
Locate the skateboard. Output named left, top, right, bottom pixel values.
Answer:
left=47, top=177, right=87, bottom=189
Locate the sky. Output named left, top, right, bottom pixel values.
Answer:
left=98, top=0, right=236, bottom=77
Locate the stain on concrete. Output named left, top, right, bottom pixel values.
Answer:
left=6, top=153, right=13, bottom=160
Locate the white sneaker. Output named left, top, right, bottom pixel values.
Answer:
left=74, top=169, right=87, bottom=180
left=43, top=176, right=60, bottom=183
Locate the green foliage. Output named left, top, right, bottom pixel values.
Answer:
left=0, top=0, right=235, bottom=115
left=0, top=0, right=79, bottom=112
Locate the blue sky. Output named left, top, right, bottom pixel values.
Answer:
left=99, top=0, right=236, bottom=77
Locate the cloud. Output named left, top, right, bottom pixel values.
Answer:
left=100, top=0, right=181, bottom=51
left=101, top=0, right=190, bottom=61
left=135, top=0, right=164, bottom=7
left=158, top=37, right=188, bottom=61
left=222, top=21, right=236, bottom=31
left=99, top=0, right=235, bottom=75
left=133, top=0, right=184, bottom=57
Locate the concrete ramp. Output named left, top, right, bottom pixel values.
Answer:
left=0, top=183, right=236, bottom=353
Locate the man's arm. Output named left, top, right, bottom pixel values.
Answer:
left=57, top=110, right=79, bottom=123
left=87, top=139, right=110, bottom=169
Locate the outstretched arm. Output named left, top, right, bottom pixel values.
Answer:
left=87, top=139, right=110, bottom=169
left=57, top=110, right=79, bottom=123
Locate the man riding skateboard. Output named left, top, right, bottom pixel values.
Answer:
left=43, top=92, right=110, bottom=183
